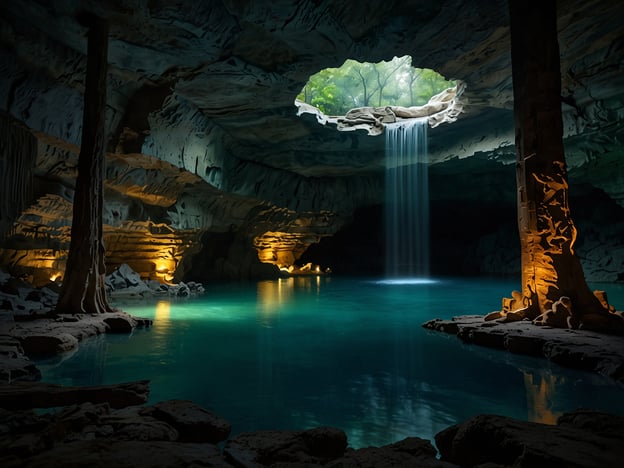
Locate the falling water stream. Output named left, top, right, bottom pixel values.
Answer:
left=385, top=118, right=429, bottom=279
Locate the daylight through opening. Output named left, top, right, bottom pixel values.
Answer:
left=294, top=55, right=464, bottom=135
left=296, top=55, right=456, bottom=116
left=294, top=56, right=461, bottom=280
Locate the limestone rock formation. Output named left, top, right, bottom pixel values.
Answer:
left=436, top=410, right=624, bottom=467
left=0, top=0, right=622, bottom=281
left=423, top=315, right=624, bottom=381
left=1, top=395, right=621, bottom=467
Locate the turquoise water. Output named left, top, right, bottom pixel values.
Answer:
left=37, top=276, right=624, bottom=448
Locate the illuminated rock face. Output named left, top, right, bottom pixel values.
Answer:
left=496, top=0, right=624, bottom=332
left=0, top=0, right=623, bottom=283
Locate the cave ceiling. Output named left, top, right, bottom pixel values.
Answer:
left=0, top=0, right=623, bottom=281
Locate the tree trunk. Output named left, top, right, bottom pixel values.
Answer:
left=56, top=15, right=113, bottom=314
left=503, top=0, right=617, bottom=328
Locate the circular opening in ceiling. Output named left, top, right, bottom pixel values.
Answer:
left=294, top=55, right=465, bottom=135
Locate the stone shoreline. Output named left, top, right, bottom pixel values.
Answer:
left=423, top=315, right=624, bottom=383
left=0, top=311, right=152, bottom=382
left=1, top=269, right=624, bottom=466
left=1, top=383, right=623, bottom=467
left=0, top=312, right=622, bottom=466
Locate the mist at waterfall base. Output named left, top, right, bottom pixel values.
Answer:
left=384, top=118, right=429, bottom=285
left=36, top=277, right=624, bottom=449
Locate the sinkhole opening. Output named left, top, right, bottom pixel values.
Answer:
left=292, top=57, right=462, bottom=280
left=295, top=55, right=456, bottom=117
left=294, top=55, right=464, bottom=134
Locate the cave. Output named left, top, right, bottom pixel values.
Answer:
left=1, top=1, right=624, bottom=466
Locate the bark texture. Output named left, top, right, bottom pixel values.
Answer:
left=56, top=15, right=113, bottom=314
left=501, top=0, right=621, bottom=330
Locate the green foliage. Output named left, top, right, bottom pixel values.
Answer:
left=297, top=56, right=455, bottom=116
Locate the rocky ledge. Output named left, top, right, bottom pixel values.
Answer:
left=0, top=391, right=622, bottom=467
left=0, top=311, right=152, bottom=382
left=423, top=315, right=624, bottom=382
left=1, top=268, right=623, bottom=466
left=0, top=263, right=208, bottom=382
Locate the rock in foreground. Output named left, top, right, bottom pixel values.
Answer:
left=1, top=401, right=622, bottom=467
left=436, top=409, right=624, bottom=467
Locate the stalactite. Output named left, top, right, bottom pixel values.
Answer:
left=0, top=113, right=37, bottom=241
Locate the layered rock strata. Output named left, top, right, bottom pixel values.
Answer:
left=0, top=0, right=622, bottom=281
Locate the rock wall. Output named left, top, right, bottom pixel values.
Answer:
left=0, top=0, right=622, bottom=282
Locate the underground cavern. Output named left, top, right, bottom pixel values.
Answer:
left=1, top=0, right=624, bottom=466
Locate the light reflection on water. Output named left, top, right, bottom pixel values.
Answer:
left=36, top=276, right=624, bottom=448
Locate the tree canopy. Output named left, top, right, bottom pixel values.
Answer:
left=296, top=56, right=455, bottom=116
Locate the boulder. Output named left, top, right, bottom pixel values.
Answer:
left=435, top=410, right=624, bottom=467
left=0, top=440, right=231, bottom=468
left=110, top=263, right=142, bottom=288
left=19, top=333, right=79, bottom=356
left=328, top=437, right=456, bottom=468
left=142, top=399, right=231, bottom=444
left=0, top=380, right=150, bottom=409
left=0, top=401, right=232, bottom=467
left=0, top=355, right=41, bottom=382
left=103, top=315, right=136, bottom=333
left=175, top=282, right=190, bottom=297
left=224, top=426, right=347, bottom=466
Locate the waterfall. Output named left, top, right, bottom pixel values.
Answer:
left=384, top=118, right=429, bottom=278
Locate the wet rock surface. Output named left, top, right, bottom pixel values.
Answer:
left=144, top=400, right=232, bottom=444
left=436, top=410, right=624, bottom=468
left=0, top=268, right=158, bottom=382
left=105, top=263, right=206, bottom=298
left=423, top=315, right=624, bottom=382
left=1, top=1, right=624, bottom=282
left=224, top=427, right=348, bottom=466
left=0, top=397, right=621, bottom=467
left=0, top=269, right=623, bottom=466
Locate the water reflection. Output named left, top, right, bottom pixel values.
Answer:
left=154, top=300, right=171, bottom=329
left=344, top=373, right=455, bottom=448
left=452, top=338, right=598, bottom=426
left=523, top=370, right=560, bottom=424
left=36, top=335, right=108, bottom=386
left=256, top=276, right=328, bottom=326
left=256, top=278, right=293, bottom=325
left=35, top=277, right=624, bottom=448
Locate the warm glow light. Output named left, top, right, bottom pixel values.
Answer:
left=153, top=259, right=176, bottom=284
left=49, top=273, right=62, bottom=282
left=257, top=279, right=296, bottom=325
left=523, top=371, right=560, bottom=425
left=154, top=300, right=171, bottom=324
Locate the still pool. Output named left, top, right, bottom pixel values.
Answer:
left=36, top=276, right=624, bottom=448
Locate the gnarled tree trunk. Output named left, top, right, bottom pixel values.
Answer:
left=56, top=14, right=113, bottom=314
left=500, top=0, right=623, bottom=332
